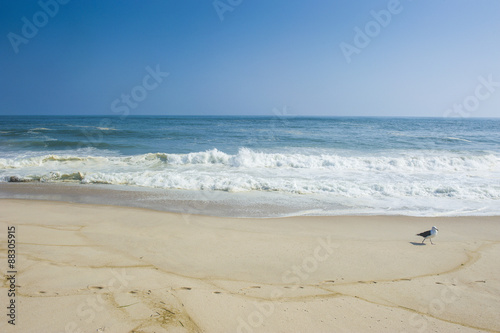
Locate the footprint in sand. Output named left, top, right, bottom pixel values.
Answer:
left=180, top=287, right=192, bottom=290
left=213, top=291, right=222, bottom=294
left=37, top=291, right=59, bottom=296
left=89, top=286, right=105, bottom=290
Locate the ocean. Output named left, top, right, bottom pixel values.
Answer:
left=1, top=115, right=499, bottom=217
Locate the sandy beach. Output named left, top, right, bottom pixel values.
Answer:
left=3, top=0, right=500, bottom=331
left=0, top=199, right=498, bottom=332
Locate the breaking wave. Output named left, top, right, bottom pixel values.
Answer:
left=0, top=148, right=498, bottom=171
left=1, top=148, right=499, bottom=202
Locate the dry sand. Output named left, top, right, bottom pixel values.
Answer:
left=1, top=199, right=499, bottom=332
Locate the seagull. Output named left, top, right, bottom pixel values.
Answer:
left=416, top=226, right=439, bottom=244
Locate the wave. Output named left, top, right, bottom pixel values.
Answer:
left=6, top=172, right=84, bottom=182
left=0, top=152, right=167, bottom=169
left=65, top=125, right=116, bottom=130
left=2, top=167, right=499, bottom=202
left=1, top=148, right=498, bottom=172
left=443, top=137, right=472, bottom=143
left=388, top=132, right=473, bottom=143
left=0, top=139, right=137, bottom=150
left=1, top=148, right=499, bottom=216
left=29, top=127, right=52, bottom=131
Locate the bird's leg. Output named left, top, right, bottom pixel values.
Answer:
left=431, top=239, right=434, bottom=245
left=421, top=238, right=425, bottom=244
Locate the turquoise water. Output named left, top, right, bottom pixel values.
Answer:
left=1, top=116, right=499, bottom=216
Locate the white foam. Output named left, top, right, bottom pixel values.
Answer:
left=1, top=148, right=499, bottom=216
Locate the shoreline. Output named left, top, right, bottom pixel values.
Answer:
left=1, top=182, right=498, bottom=218
left=0, top=182, right=321, bottom=218
left=1, top=199, right=499, bottom=332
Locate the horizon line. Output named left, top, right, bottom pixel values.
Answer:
left=0, top=114, right=499, bottom=119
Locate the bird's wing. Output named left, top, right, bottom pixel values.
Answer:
left=417, top=230, right=431, bottom=237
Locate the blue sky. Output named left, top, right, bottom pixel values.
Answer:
left=1, top=0, right=499, bottom=117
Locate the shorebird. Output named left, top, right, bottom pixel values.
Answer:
left=417, top=226, right=438, bottom=244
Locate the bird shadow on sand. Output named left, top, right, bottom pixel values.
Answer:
left=409, top=242, right=426, bottom=246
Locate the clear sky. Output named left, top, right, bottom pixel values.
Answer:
left=1, top=0, right=499, bottom=117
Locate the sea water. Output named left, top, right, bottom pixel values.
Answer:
left=0, top=116, right=499, bottom=217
